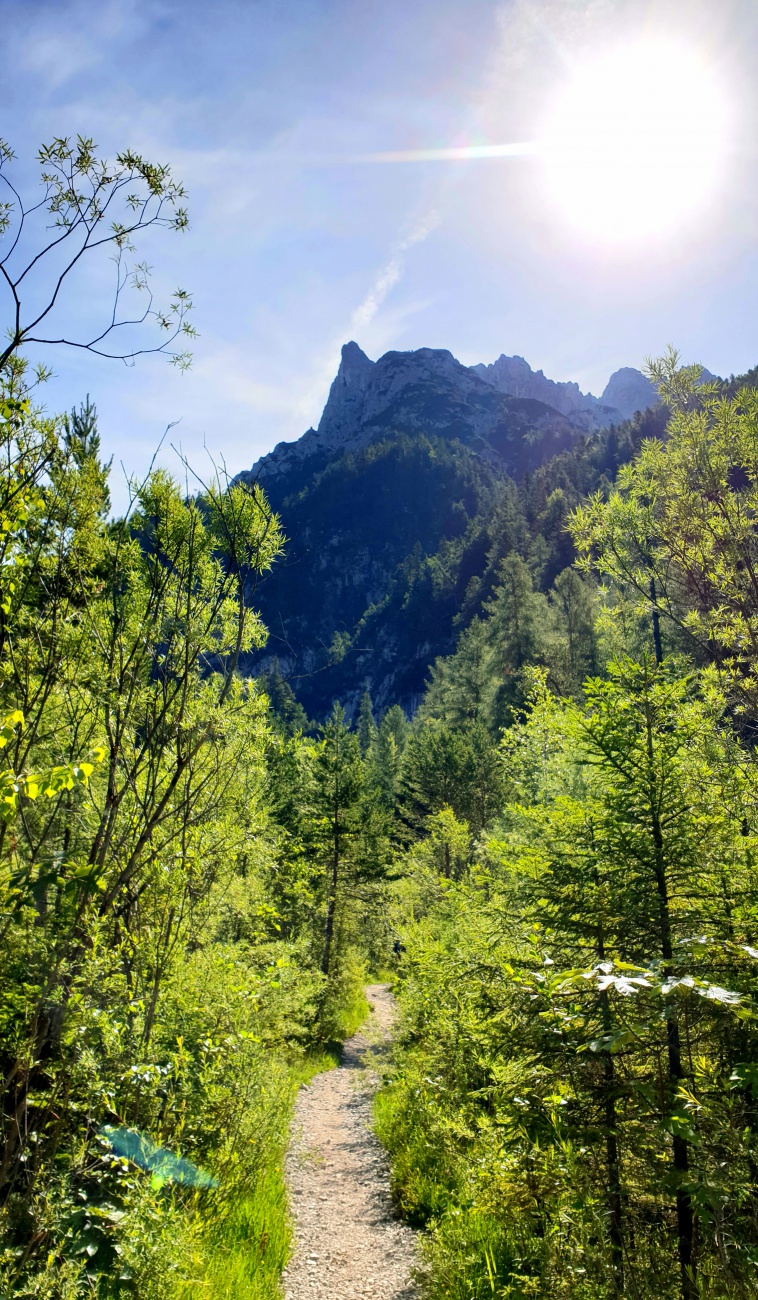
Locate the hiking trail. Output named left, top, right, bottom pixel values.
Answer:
left=282, top=983, right=419, bottom=1300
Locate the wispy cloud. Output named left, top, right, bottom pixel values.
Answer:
left=17, top=0, right=146, bottom=88
left=350, top=209, right=441, bottom=331
left=289, top=209, right=443, bottom=431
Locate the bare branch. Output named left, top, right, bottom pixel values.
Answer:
left=0, top=137, right=193, bottom=375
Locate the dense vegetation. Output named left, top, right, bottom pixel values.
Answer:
left=5, top=363, right=755, bottom=1298
left=247, top=402, right=666, bottom=719
left=0, top=138, right=389, bottom=1299
left=0, top=369, right=398, bottom=1297
left=4, top=136, right=758, bottom=1300
left=377, top=356, right=758, bottom=1300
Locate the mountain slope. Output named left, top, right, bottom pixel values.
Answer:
left=240, top=433, right=509, bottom=716
left=237, top=343, right=663, bottom=719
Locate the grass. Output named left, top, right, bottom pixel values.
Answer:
left=335, top=984, right=370, bottom=1039
left=172, top=1170, right=292, bottom=1300
left=168, top=978, right=372, bottom=1299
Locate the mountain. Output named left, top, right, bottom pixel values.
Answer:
left=237, top=343, right=663, bottom=720
left=599, top=365, right=659, bottom=420
left=471, top=354, right=656, bottom=427
left=246, top=343, right=587, bottom=505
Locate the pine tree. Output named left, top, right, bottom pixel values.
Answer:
left=398, top=719, right=503, bottom=840
left=380, top=704, right=408, bottom=754
left=419, top=618, right=497, bottom=728
left=260, top=658, right=310, bottom=736
left=486, top=553, right=551, bottom=728
left=62, top=395, right=111, bottom=515
left=311, top=705, right=364, bottom=976
left=357, top=688, right=377, bottom=755
left=549, top=567, right=599, bottom=696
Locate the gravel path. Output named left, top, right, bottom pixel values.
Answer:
left=282, top=983, right=419, bottom=1300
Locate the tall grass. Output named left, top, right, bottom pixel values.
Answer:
left=0, top=963, right=370, bottom=1300
left=374, top=1076, right=545, bottom=1300
left=163, top=964, right=369, bottom=1300
left=172, top=1169, right=292, bottom=1300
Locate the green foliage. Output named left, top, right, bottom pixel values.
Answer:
left=377, top=357, right=758, bottom=1300
left=246, top=397, right=666, bottom=721
left=258, top=659, right=310, bottom=737
left=357, top=690, right=377, bottom=756
left=0, top=380, right=374, bottom=1298
left=572, top=348, right=758, bottom=710
left=0, top=137, right=194, bottom=373
left=398, top=718, right=505, bottom=841
left=8, top=310, right=758, bottom=1300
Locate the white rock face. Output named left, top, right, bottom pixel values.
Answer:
left=317, top=340, right=375, bottom=442
left=328, top=345, right=497, bottom=440
left=599, top=367, right=657, bottom=421
left=247, top=342, right=376, bottom=482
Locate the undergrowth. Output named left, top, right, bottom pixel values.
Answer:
left=0, top=954, right=369, bottom=1300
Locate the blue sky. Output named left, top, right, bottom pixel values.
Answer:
left=3, top=0, right=757, bottom=510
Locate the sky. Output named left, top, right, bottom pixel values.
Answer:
left=2, top=0, right=758, bottom=511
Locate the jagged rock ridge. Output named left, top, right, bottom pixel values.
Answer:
left=247, top=344, right=658, bottom=491
left=471, top=354, right=656, bottom=427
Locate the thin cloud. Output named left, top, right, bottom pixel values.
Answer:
left=350, top=209, right=441, bottom=331
left=293, top=209, right=443, bottom=427
left=286, top=209, right=444, bottom=425
left=17, top=0, right=146, bottom=88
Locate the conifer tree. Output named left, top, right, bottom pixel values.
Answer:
left=549, top=566, right=599, bottom=695
left=260, top=658, right=310, bottom=736
left=486, top=553, right=552, bottom=727
left=369, top=725, right=400, bottom=811
left=380, top=704, right=408, bottom=754
left=419, top=618, right=496, bottom=728
left=357, top=688, right=377, bottom=755
left=311, top=705, right=364, bottom=976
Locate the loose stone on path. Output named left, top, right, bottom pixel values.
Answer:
left=282, top=983, right=419, bottom=1300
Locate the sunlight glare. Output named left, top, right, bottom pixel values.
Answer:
left=540, top=41, right=728, bottom=244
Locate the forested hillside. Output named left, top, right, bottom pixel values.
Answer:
left=242, top=343, right=666, bottom=719
left=374, top=355, right=758, bottom=1300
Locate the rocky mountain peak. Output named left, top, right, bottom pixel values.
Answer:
left=318, top=341, right=375, bottom=440
left=471, top=353, right=598, bottom=421
left=244, top=343, right=666, bottom=492
left=471, top=353, right=659, bottom=428
left=599, top=367, right=657, bottom=421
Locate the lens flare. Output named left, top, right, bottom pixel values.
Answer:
left=100, top=1125, right=218, bottom=1189
left=539, top=41, right=729, bottom=244
left=347, top=143, right=535, bottom=163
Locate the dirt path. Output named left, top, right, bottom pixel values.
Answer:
left=282, top=983, right=419, bottom=1300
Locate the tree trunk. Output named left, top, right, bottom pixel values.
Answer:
left=644, top=691, right=695, bottom=1300
left=595, top=884, right=624, bottom=1294
left=321, top=823, right=339, bottom=977
left=598, top=971, right=624, bottom=1290
left=650, top=576, right=664, bottom=666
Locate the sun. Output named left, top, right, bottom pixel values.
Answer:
left=539, top=41, right=728, bottom=245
